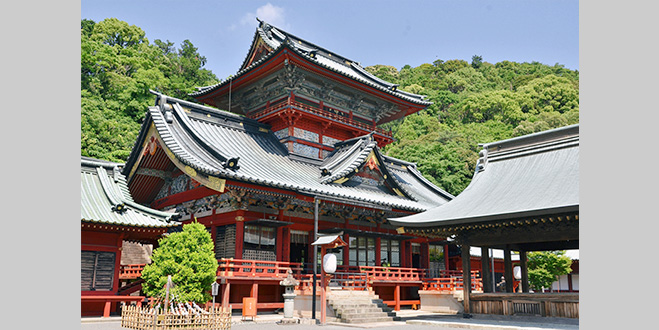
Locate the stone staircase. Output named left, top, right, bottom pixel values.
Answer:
left=327, top=290, right=400, bottom=324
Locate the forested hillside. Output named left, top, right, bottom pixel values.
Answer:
left=367, top=59, right=579, bottom=196
left=81, top=18, right=219, bottom=162
left=81, top=19, right=579, bottom=197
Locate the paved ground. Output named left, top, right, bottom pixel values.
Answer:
left=81, top=309, right=579, bottom=330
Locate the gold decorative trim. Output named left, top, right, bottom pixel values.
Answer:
left=208, top=176, right=226, bottom=193
left=184, top=166, right=197, bottom=177
left=396, top=227, right=405, bottom=234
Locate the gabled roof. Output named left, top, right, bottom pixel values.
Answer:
left=319, top=133, right=379, bottom=184
left=389, top=124, right=579, bottom=227
left=124, top=92, right=452, bottom=212
left=81, top=157, right=180, bottom=227
left=191, top=19, right=431, bottom=107
left=319, top=133, right=421, bottom=200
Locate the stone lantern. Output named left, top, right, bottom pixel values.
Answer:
left=279, top=269, right=300, bottom=320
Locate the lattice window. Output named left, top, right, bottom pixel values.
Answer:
left=81, top=250, right=116, bottom=291
left=215, top=225, right=236, bottom=260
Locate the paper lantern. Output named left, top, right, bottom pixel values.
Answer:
left=513, top=265, right=522, bottom=280
left=323, top=253, right=337, bottom=274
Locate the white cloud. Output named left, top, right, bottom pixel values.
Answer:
left=239, top=3, right=287, bottom=28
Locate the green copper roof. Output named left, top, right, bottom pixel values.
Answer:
left=81, top=157, right=179, bottom=227
left=389, top=124, right=579, bottom=228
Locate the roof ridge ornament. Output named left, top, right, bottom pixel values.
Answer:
left=476, top=148, right=488, bottom=172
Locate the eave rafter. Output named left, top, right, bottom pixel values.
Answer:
left=398, top=214, right=579, bottom=244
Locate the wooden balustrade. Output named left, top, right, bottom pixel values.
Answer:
left=358, top=266, right=425, bottom=282
left=216, top=258, right=303, bottom=278
left=251, top=100, right=393, bottom=138
left=120, top=264, right=146, bottom=280
left=295, top=274, right=320, bottom=294
left=423, top=277, right=483, bottom=292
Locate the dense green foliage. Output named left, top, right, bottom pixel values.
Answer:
left=368, top=58, right=579, bottom=195
left=80, top=18, right=578, bottom=196
left=526, top=251, right=573, bottom=292
left=141, top=222, right=219, bottom=303
left=81, top=18, right=219, bottom=162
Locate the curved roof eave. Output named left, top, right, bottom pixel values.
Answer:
left=387, top=125, right=579, bottom=228
left=388, top=204, right=579, bottom=228
left=191, top=42, right=432, bottom=107
left=143, top=94, right=433, bottom=213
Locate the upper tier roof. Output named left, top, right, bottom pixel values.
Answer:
left=191, top=19, right=431, bottom=107
left=81, top=157, right=180, bottom=227
left=388, top=124, right=579, bottom=227
left=124, top=92, right=452, bottom=212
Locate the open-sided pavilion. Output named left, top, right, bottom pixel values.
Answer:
left=389, top=124, right=579, bottom=318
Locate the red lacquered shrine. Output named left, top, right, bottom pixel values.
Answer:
left=81, top=157, right=180, bottom=317
left=121, top=20, right=459, bottom=314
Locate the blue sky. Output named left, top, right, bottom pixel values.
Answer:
left=81, top=0, right=578, bottom=81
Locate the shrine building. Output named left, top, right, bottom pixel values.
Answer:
left=81, top=157, right=180, bottom=317
left=120, top=19, right=455, bottom=313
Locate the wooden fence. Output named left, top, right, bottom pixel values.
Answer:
left=121, top=305, right=232, bottom=330
left=469, top=293, right=579, bottom=318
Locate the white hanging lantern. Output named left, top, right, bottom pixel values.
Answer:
left=513, top=265, right=522, bottom=280
left=323, top=253, right=337, bottom=274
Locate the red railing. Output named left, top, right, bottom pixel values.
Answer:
left=119, top=264, right=146, bottom=280
left=216, top=258, right=303, bottom=278
left=422, top=270, right=483, bottom=292
left=250, top=100, right=393, bottom=138
left=359, top=266, right=425, bottom=282
left=121, top=260, right=482, bottom=293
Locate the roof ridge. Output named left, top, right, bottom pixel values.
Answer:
left=171, top=103, right=241, bottom=170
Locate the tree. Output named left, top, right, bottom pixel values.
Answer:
left=80, top=18, right=219, bottom=162
left=471, top=55, right=483, bottom=69
left=526, top=251, right=573, bottom=292
left=141, top=222, right=219, bottom=303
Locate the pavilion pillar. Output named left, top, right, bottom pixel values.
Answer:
left=375, top=237, right=382, bottom=266
left=276, top=227, right=284, bottom=261
left=343, top=233, right=350, bottom=266
left=394, top=284, right=401, bottom=311
left=402, top=241, right=411, bottom=267
left=461, top=244, right=471, bottom=313
left=503, top=245, right=513, bottom=293
left=520, top=250, right=530, bottom=293
left=282, top=227, right=291, bottom=262
left=221, top=282, right=230, bottom=307
left=421, top=242, right=430, bottom=270
left=480, top=246, right=492, bottom=292
left=444, top=244, right=450, bottom=271
left=235, top=213, right=244, bottom=259
left=251, top=283, right=259, bottom=314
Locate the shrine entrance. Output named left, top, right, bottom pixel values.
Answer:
left=289, top=230, right=309, bottom=269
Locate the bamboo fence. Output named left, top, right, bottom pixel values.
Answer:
left=121, top=305, right=232, bottom=330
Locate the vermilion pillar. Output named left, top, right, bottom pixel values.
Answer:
left=282, top=228, right=291, bottom=262
left=235, top=212, right=244, bottom=259
left=375, top=237, right=382, bottom=266
left=276, top=227, right=284, bottom=260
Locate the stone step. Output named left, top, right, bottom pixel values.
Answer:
left=341, top=311, right=389, bottom=318
left=325, top=289, right=395, bottom=324
left=332, top=304, right=382, bottom=309
left=330, top=301, right=379, bottom=307
left=343, top=316, right=394, bottom=323
left=328, top=290, right=376, bottom=296
left=334, top=307, right=384, bottom=315
left=329, top=300, right=378, bottom=305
